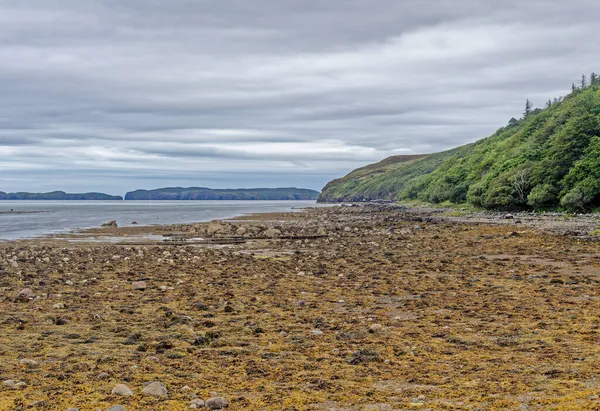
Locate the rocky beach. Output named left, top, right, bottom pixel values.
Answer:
left=2, top=205, right=600, bottom=410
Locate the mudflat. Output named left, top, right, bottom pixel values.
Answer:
left=1, top=205, right=600, bottom=410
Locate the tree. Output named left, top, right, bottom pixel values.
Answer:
left=581, top=74, right=588, bottom=89
left=572, top=83, right=578, bottom=92
left=591, top=72, right=599, bottom=86
left=546, top=99, right=552, bottom=109
left=513, top=169, right=530, bottom=204
left=524, top=99, right=533, bottom=117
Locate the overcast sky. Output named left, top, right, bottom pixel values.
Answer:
left=1, top=0, right=599, bottom=195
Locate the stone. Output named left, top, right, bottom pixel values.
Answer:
left=97, top=372, right=110, bottom=380
left=189, top=399, right=205, bottom=409
left=2, top=380, right=16, bottom=388
left=107, top=406, right=127, bottom=411
left=132, top=281, right=147, bottom=291
left=310, top=329, right=324, bottom=336
left=142, top=381, right=168, bottom=397
left=19, top=358, right=39, bottom=368
left=102, top=220, right=118, bottom=227
left=206, top=397, right=229, bottom=409
left=65, top=408, right=80, bottom=411
left=317, top=227, right=328, bottom=236
left=65, top=280, right=74, bottom=286
left=504, top=214, right=515, bottom=220
left=207, top=222, right=225, bottom=235
left=369, top=324, right=384, bottom=333
left=53, top=303, right=66, bottom=309
left=15, top=288, right=36, bottom=302
left=14, top=382, right=27, bottom=389
left=264, top=228, right=281, bottom=238
left=111, top=384, right=134, bottom=396
left=131, top=221, right=138, bottom=225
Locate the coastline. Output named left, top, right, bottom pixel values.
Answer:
left=1, top=204, right=600, bottom=409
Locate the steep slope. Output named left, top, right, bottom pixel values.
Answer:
left=319, top=84, right=600, bottom=211
left=125, top=187, right=320, bottom=200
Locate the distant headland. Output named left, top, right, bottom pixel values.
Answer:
left=124, top=187, right=320, bottom=200
left=0, top=191, right=123, bottom=200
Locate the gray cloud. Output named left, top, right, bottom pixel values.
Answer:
left=1, top=0, right=600, bottom=194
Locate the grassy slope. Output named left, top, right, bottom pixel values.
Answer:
left=319, top=85, right=600, bottom=211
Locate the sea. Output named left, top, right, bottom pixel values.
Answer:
left=0, top=200, right=320, bottom=241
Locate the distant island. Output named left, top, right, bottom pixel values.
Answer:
left=0, top=191, right=123, bottom=200
left=124, top=187, right=320, bottom=200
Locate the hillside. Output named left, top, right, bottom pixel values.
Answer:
left=0, top=191, right=123, bottom=200
left=319, top=79, right=600, bottom=211
left=125, top=187, right=320, bottom=201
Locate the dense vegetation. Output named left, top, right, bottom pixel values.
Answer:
left=125, top=187, right=320, bottom=200
left=319, top=74, right=600, bottom=211
left=0, top=191, right=123, bottom=200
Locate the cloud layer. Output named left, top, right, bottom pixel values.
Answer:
left=1, top=0, right=599, bottom=194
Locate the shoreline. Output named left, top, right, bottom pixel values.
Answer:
left=1, top=204, right=600, bottom=409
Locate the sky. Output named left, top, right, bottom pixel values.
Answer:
left=1, top=0, right=599, bottom=195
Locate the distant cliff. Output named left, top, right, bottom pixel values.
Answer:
left=0, top=191, right=123, bottom=200
left=125, top=187, right=320, bottom=200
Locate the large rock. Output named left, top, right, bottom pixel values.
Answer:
left=15, top=288, right=36, bottom=302
left=19, top=358, right=39, bottom=368
left=132, top=281, right=147, bottom=291
left=142, top=381, right=168, bottom=397
left=102, top=220, right=118, bottom=227
left=207, top=222, right=226, bottom=235
left=264, top=228, right=281, bottom=238
left=111, top=384, right=134, bottom=396
left=206, top=397, right=229, bottom=409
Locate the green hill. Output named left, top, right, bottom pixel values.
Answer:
left=125, top=187, right=320, bottom=200
left=319, top=76, right=600, bottom=211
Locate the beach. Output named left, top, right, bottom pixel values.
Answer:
left=1, top=205, right=600, bottom=410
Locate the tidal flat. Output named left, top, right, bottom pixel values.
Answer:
left=1, top=205, right=600, bottom=410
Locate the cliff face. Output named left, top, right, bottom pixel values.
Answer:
left=0, top=191, right=123, bottom=200
left=319, top=85, right=600, bottom=212
left=124, top=187, right=320, bottom=200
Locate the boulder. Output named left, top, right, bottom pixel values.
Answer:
left=19, top=358, right=39, bottom=368
left=132, top=281, right=147, bottom=291
left=15, top=288, right=35, bottom=302
left=102, top=220, right=118, bottom=227
left=111, top=384, right=134, bottom=396
left=207, top=222, right=226, bottom=235
left=206, top=397, right=229, bottom=409
left=142, top=381, right=168, bottom=397
left=264, top=228, right=281, bottom=238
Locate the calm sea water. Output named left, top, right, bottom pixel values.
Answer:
left=0, top=200, right=319, bottom=241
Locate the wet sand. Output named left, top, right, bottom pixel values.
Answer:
left=1, top=205, right=600, bottom=410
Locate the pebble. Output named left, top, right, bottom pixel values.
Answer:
left=65, top=408, right=80, bottom=411
left=53, top=303, right=66, bottom=309
left=97, top=372, right=110, bottom=380
left=369, top=324, right=384, bottom=333
left=15, top=382, right=27, bottom=389
left=19, top=358, right=39, bottom=368
left=310, top=329, right=324, bottom=336
left=65, top=280, right=74, bottom=286
left=111, top=384, right=134, bottom=396
left=107, top=406, right=127, bottom=411
left=132, top=281, right=147, bottom=291
left=206, top=397, right=229, bottom=409
left=189, top=399, right=205, bottom=409
left=142, top=381, right=168, bottom=397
